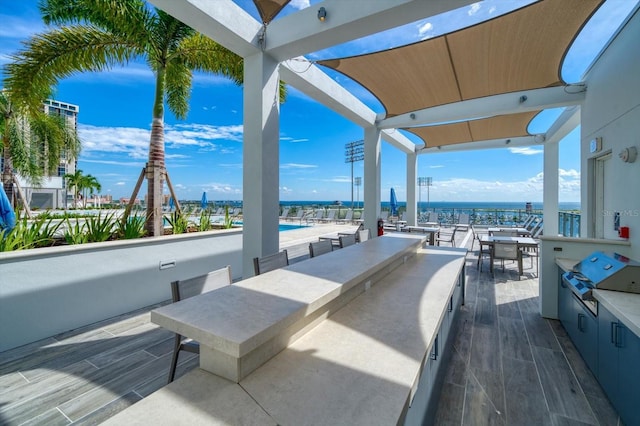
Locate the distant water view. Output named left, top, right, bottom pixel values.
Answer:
left=278, top=201, right=580, bottom=212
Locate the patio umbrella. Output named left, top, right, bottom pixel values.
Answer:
left=168, top=196, right=174, bottom=211
left=0, top=184, right=16, bottom=232
left=390, top=187, right=398, bottom=217
left=201, top=192, right=208, bottom=210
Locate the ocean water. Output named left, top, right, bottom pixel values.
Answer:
left=279, top=200, right=580, bottom=212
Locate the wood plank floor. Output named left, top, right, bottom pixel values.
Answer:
left=0, top=228, right=621, bottom=425
left=433, top=241, right=622, bottom=426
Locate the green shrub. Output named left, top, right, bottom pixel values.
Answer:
left=165, top=211, right=191, bottom=234
left=84, top=213, right=116, bottom=242
left=117, top=214, right=147, bottom=239
left=64, top=218, right=88, bottom=245
left=197, top=210, right=212, bottom=232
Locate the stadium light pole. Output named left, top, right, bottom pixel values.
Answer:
left=345, top=140, right=364, bottom=208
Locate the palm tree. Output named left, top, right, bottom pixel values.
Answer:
left=81, top=173, right=101, bottom=207
left=1, top=90, right=81, bottom=208
left=4, top=0, right=253, bottom=236
left=63, top=169, right=84, bottom=207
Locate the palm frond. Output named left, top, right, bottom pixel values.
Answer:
left=165, top=61, right=192, bottom=120
left=5, top=26, right=142, bottom=111
left=174, top=34, right=244, bottom=85
left=40, top=0, right=152, bottom=42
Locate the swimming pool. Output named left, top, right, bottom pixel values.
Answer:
left=278, top=223, right=309, bottom=232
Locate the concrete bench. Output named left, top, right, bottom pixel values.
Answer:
left=104, top=244, right=467, bottom=426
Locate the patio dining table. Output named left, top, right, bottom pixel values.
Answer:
left=402, top=226, right=440, bottom=246
left=487, top=227, right=531, bottom=236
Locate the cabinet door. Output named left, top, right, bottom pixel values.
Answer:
left=597, top=305, right=619, bottom=404
left=576, top=299, right=598, bottom=374
left=558, top=273, right=572, bottom=328
left=617, top=320, right=640, bottom=426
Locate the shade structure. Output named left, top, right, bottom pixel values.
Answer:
left=201, top=192, right=208, bottom=210
left=0, top=184, right=16, bottom=232
left=253, top=0, right=291, bottom=23
left=405, top=111, right=540, bottom=148
left=390, top=188, right=398, bottom=217
left=317, top=0, right=603, bottom=118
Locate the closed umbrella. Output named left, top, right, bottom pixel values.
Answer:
left=390, top=187, right=398, bottom=217
left=201, top=192, right=208, bottom=210
left=0, top=184, right=16, bottom=232
left=168, top=196, right=174, bottom=211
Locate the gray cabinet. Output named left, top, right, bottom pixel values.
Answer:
left=404, top=270, right=464, bottom=426
left=558, top=271, right=598, bottom=373
left=597, top=304, right=640, bottom=426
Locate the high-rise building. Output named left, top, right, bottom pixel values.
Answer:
left=15, top=99, right=80, bottom=209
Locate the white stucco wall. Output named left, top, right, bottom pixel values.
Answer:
left=580, top=7, right=640, bottom=260
left=0, top=230, right=243, bottom=352
left=539, top=8, right=640, bottom=318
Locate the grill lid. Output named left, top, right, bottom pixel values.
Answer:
left=573, top=252, right=640, bottom=294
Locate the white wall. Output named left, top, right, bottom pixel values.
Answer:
left=581, top=7, right=640, bottom=260
left=0, top=230, right=243, bottom=352
left=539, top=8, right=640, bottom=318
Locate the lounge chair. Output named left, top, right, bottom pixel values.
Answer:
left=338, top=209, right=353, bottom=224
left=319, top=209, right=336, bottom=223
left=279, top=208, right=290, bottom=221
left=168, top=265, right=232, bottom=383
left=287, top=209, right=305, bottom=222
left=456, top=213, right=470, bottom=230
left=306, top=209, right=325, bottom=224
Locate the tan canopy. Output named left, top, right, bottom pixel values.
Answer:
left=318, top=0, right=603, bottom=119
left=253, top=0, right=291, bottom=24
left=405, top=111, right=540, bottom=148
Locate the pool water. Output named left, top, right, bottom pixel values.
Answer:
left=278, top=223, right=309, bottom=232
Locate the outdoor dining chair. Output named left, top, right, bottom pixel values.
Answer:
left=168, top=265, right=232, bottom=383
left=253, top=250, right=289, bottom=275
left=309, top=239, right=333, bottom=257
left=436, top=227, right=456, bottom=247
left=491, top=241, right=522, bottom=278
left=339, top=234, right=357, bottom=248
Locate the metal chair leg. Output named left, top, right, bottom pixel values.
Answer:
left=168, top=334, right=182, bottom=383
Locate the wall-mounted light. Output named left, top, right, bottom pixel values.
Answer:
left=519, top=95, right=527, bottom=103
left=619, top=146, right=637, bottom=163
left=506, top=139, right=512, bottom=145
left=317, top=7, right=327, bottom=22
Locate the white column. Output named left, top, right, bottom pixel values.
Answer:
left=406, top=152, right=417, bottom=226
left=540, top=140, right=559, bottom=316
left=363, top=126, right=381, bottom=236
left=543, top=141, right=559, bottom=237
left=242, top=52, right=280, bottom=278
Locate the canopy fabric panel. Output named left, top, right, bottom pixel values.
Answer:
left=318, top=0, right=603, bottom=118
left=405, top=111, right=540, bottom=147
left=253, top=0, right=291, bottom=24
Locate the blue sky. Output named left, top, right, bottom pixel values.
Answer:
left=1, top=0, right=637, bottom=203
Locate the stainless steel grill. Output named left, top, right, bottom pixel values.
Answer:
left=562, top=251, right=640, bottom=314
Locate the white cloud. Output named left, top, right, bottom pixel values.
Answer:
left=80, top=159, right=144, bottom=167
left=418, top=22, right=434, bottom=38
left=559, top=168, right=580, bottom=178
left=116, top=181, right=126, bottom=186
left=468, top=3, right=481, bottom=16
left=280, top=186, right=293, bottom=194
left=281, top=163, right=317, bottom=169
left=508, top=146, right=544, bottom=155
left=289, top=0, right=310, bottom=10
left=429, top=165, right=444, bottom=169
left=77, top=122, right=244, bottom=161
